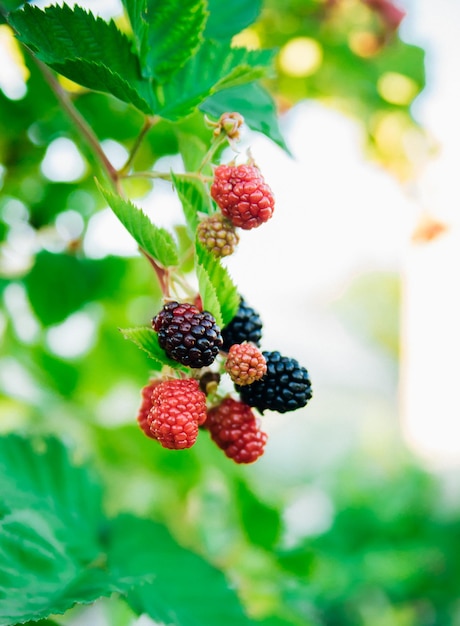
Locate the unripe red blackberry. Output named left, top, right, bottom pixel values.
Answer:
left=206, top=397, right=267, bottom=464
left=210, top=163, right=275, bottom=230
left=221, top=297, right=263, bottom=351
left=148, top=378, right=207, bottom=449
left=153, top=301, right=223, bottom=368
left=197, top=213, right=239, bottom=258
left=236, top=351, right=312, bottom=414
left=225, top=342, right=267, bottom=386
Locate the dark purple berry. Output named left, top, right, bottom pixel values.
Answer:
left=153, top=301, right=223, bottom=368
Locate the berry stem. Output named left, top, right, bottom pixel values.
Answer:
left=33, top=57, right=120, bottom=192
left=197, top=133, right=228, bottom=173
left=170, top=270, right=196, bottom=300
left=121, top=170, right=212, bottom=184
left=118, top=115, right=159, bottom=176
left=140, top=248, right=171, bottom=297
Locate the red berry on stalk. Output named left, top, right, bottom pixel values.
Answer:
left=147, top=378, right=207, bottom=449
left=211, top=164, right=275, bottom=230
left=206, top=397, right=267, bottom=464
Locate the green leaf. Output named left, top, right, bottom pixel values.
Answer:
left=236, top=480, right=282, bottom=551
left=0, top=435, right=118, bottom=625
left=120, top=326, right=187, bottom=370
left=176, top=130, right=209, bottom=172
left=201, top=82, right=290, bottom=153
left=96, top=181, right=179, bottom=267
left=153, top=40, right=275, bottom=120
left=0, top=0, right=31, bottom=18
left=50, top=59, right=152, bottom=114
left=195, top=242, right=239, bottom=326
left=195, top=262, right=223, bottom=327
left=171, top=172, right=212, bottom=235
left=23, top=252, right=127, bottom=327
left=205, top=0, right=263, bottom=40
left=8, top=4, right=152, bottom=112
left=120, top=0, right=146, bottom=51
left=139, top=0, right=208, bottom=83
left=108, top=514, right=255, bottom=626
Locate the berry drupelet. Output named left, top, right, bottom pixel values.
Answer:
left=236, top=351, right=312, bottom=414
left=153, top=301, right=223, bottom=368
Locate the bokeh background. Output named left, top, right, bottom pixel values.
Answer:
left=1, top=0, right=460, bottom=624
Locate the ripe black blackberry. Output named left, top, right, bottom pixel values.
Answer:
left=152, top=301, right=223, bottom=368
left=236, top=351, right=312, bottom=414
left=221, top=297, right=263, bottom=351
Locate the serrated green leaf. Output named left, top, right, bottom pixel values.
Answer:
left=153, top=40, right=274, bottom=120
left=8, top=4, right=152, bottom=112
left=0, top=436, right=118, bottom=626
left=171, top=172, right=212, bottom=235
left=139, top=0, right=208, bottom=83
left=0, top=0, right=32, bottom=15
left=96, top=181, right=179, bottom=267
left=195, top=242, right=239, bottom=326
left=201, top=82, right=290, bottom=153
left=205, top=0, right=263, bottom=40
left=195, top=262, right=223, bottom=326
left=120, top=0, right=146, bottom=50
left=120, top=326, right=187, bottom=370
left=50, top=59, right=152, bottom=114
left=108, top=514, right=255, bottom=626
left=0, top=436, right=103, bottom=529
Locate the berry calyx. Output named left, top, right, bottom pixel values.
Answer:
left=210, top=163, right=275, bottom=230
left=221, top=296, right=263, bottom=351
left=153, top=301, right=223, bottom=368
left=147, top=378, right=207, bottom=449
left=199, top=371, right=221, bottom=396
left=225, top=342, right=267, bottom=386
left=207, top=112, right=245, bottom=141
left=236, top=351, right=312, bottom=414
left=197, top=213, right=240, bottom=258
left=205, top=397, right=267, bottom=464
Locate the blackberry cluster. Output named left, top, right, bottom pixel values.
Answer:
left=236, top=351, right=312, bottom=414
left=221, top=297, right=263, bottom=351
left=153, top=301, right=223, bottom=368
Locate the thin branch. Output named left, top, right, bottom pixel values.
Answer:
left=197, top=133, right=227, bottom=173
left=140, top=248, right=171, bottom=298
left=122, top=170, right=212, bottom=184
left=118, top=115, right=158, bottom=176
left=35, top=58, right=120, bottom=190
